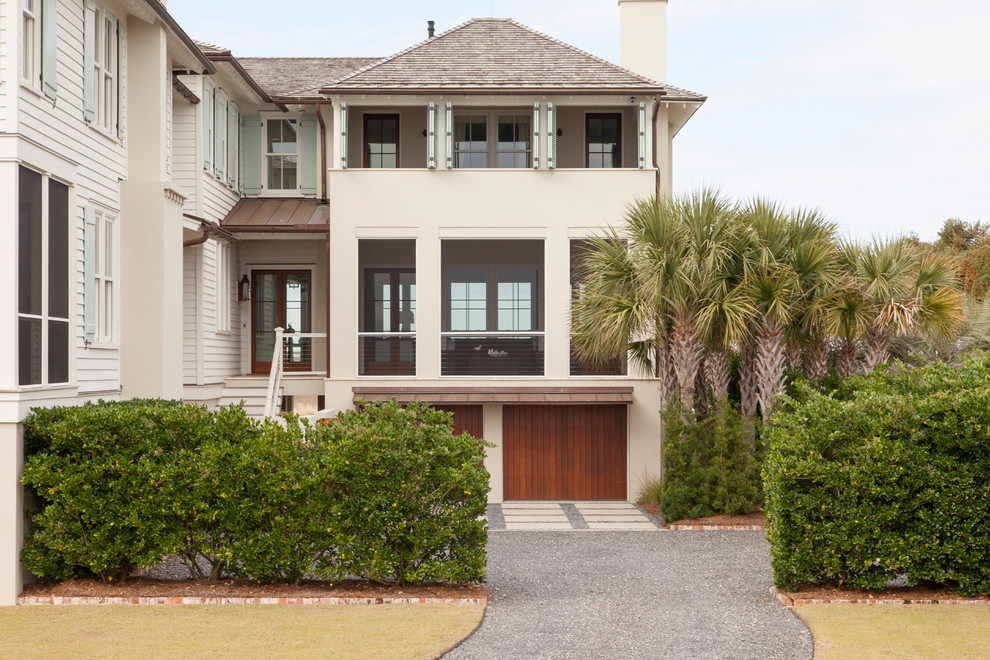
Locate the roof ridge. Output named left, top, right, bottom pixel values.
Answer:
left=322, top=18, right=480, bottom=87
left=501, top=18, right=662, bottom=87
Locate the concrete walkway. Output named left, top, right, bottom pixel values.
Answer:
left=445, top=530, right=812, bottom=660
left=491, top=501, right=661, bottom=531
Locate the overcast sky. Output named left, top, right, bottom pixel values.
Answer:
left=166, top=0, right=989, bottom=242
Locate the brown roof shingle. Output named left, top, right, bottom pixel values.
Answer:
left=319, top=18, right=669, bottom=94
left=239, top=57, right=383, bottom=98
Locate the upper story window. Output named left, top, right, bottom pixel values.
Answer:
left=265, top=118, right=298, bottom=191
left=454, top=112, right=532, bottom=169
left=216, top=242, right=232, bottom=333
left=19, top=166, right=70, bottom=385
left=203, top=82, right=239, bottom=188
left=24, top=0, right=57, bottom=100
left=82, top=2, right=119, bottom=135
left=586, top=113, right=621, bottom=168
left=364, top=114, right=399, bottom=168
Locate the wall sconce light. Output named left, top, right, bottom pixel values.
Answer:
left=557, top=128, right=563, bottom=137
left=629, top=96, right=636, bottom=104
left=238, top=275, right=251, bottom=302
left=422, top=128, right=428, bottom=137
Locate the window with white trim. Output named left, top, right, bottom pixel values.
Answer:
left=19, top=166, right=70, bottom=385
left=21, top=0, right=39, bottom=83
left=94, top=212, right=116, bottom=344
left=264, top=117, right=298, bottom=191
left=453, top=112, right=532, bottom=168
left=96, top=9, right=117, bottom=133
left=215, top=242, right=231, bottom=333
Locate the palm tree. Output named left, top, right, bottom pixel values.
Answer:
left=854, top=239, right=965, bottom=373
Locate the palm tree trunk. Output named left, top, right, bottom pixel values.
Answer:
left=862, top=327, right=890, bottom=374
left=786, top=341, right=803, bottom=374
left=836, top=337, right=859, bottom=377
left=705, top=348, right=730, bottom=407
left=756, top=318, right=787, bottom=424
left=694, top=366, right=710, bottom=418
left=669, top=316, right=703, bottom=409
left=805, top=332, right=830, bottom=381
left=739, top=341, right=759, bottom=420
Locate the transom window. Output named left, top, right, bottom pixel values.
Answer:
left=454, top=113, right=532, bottom=169
left=364, top=114, right=399, bottom=168
left=586, top=113, right=622, bottom=168
left=265, top=118, right=298, bottom=191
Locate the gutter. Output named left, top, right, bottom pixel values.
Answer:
left=182, top=214, right=238, bottom=247
left=141, top=0, right=216, bottom=74
left=652, top=93, right=662, bottom=200
left=315, top=101, right=329, bottom=204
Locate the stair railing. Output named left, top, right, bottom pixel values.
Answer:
left=263, top=327, right=284, bottom=418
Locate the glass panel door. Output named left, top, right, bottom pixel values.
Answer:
left=252, top=270, right=311, bottom=373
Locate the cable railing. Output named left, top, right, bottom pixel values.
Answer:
left=441, top=332, right=545, bottom=376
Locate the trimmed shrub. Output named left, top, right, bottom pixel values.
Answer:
left=325, top=401, right=491, bottom=585
left=764, top=353, right=990, bottom=595
left=660, top=401, right=760, bottom=522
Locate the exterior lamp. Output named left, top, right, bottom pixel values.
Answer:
left=238, top=275, right=251, bottom=302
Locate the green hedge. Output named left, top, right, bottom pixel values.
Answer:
left=764, top=353, right=990, bottom=595
left=21, top=399, right=490, bottom=586
left=660, top=401, right=760, bottom=522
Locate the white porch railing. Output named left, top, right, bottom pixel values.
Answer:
left=264, top=328, right=328, bottom=418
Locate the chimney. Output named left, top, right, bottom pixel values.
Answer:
left=618, top=0, right=667, bottom=83
left=427, top=20, right=436, bottom=38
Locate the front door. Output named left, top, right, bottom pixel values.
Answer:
left=252, top=270, right=311, bottom=374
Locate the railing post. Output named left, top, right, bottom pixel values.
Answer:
left=264, top=327, right=284, bottom=418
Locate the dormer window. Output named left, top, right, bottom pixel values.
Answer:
left=265, top=118, right=298, bottom=191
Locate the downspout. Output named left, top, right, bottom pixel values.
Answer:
left=652, top=93, right=662, bottom=200
left=325, top=229, right=331, bottom=378
left=183, top=227, right=210, bottom=248
left=315, top=102, right=329, bottom=204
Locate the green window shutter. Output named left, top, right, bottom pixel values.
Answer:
left=82, top=0, right=97, bottom=120
left=41, top=0, right=58, bottom=99
left=214, top=93, right=225, bottom=178
left=241, top=115, right=262, bottom=195
left=116, top=19, right=123, bottom=139
left=532, top=102, right=541, bottom=169
left=227, top=105, right=238, bottom=187
left=299, top=115, right=318, bottom=195
left=637, top=101, right=646, bottom=169
left=339, top=103, right=348, bottom=169
left=83, top=207, right=97, bottom=342
left=202, top=79, right=213, bottom=171
left=547, top=102, right=557, bottom=170
left=444, top=102, right=453, bottom=169
left=426, top=102, right=437, bottom=169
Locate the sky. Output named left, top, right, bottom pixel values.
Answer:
left=166, top=0, right=989, bottom=242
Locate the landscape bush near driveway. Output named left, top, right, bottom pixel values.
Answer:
left=21, top=399, right=490, bottom=587
left=764, top=353, right=990, bottom=595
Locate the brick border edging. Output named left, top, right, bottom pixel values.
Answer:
left=666, top=524, right=766, bottom=531
left=771, top=587, right=990, bottom=607
left=18, top=595, right=487, bottom=607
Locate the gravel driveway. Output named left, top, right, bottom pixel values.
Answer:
left=444, top=531, right=812, bottom=659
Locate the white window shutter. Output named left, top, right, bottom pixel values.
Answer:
left=202, top=79, right=213, bottom=171
left=444, top=102, right=453, bottom=169
left=116, top=20, right=123, bottom=139
left=299, top=115, right=318, bottom=195
left=339, top=102, right=348, bottom=169
left=532, top=102, right=541, bottom=169
left=227, top=104, right=238, bottom=186
left=214, top=93, right=225, bottom=178
left=41, top=0, right=58, bottom=99
left=241, top=115, right=263, bottom=195
left=427, top=102, right=437, bottom=169
left=84, top=207, right=97, bottom=342
left=83, top=0, right=97, bottom=121
left=547, top=102, right=557, bottom=170
left=637, top=101, right=647, bottom=169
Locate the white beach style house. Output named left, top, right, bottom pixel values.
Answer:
left=0, top=0, right=704, bottom=604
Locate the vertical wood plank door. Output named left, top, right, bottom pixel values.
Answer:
left=431, top=405, right=484, bottom=439
left=503, top=405, right=627, bottom=500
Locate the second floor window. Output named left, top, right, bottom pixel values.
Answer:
left=454, top=113, right=532, bottom=169
left=454, top=115, right=488, bottom=168
left=496, top=115, right=531, bottom=168
left=22, top=0, right=38, bottom=83
left=95, top=9, right=117, bottom=134
left=266, top=118, right=298, bottom=191
left=364, top=114, right=399, bottom=168
left=586, top=113, right=622, bottom=168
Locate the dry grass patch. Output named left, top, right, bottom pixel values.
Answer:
left=795, top=604, right=990, bottom=659
left=0, top=603, right=484, bottom=660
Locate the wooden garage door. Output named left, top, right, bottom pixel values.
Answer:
left=431, top=405, right=484, bottom=439
left=503, top=405, right=627, bottom=500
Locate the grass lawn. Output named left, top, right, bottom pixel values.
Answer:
left=795, top=604, right=990, bottom=659
left=0, top=603, right=484, bottom=659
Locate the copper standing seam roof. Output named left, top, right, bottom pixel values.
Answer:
left=220, top=199, right=330, bottom=232
left=352, top=387, right=635, bottom=405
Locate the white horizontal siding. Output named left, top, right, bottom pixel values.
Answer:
left=183, top=246, right=198, bottom=384
left=201, top=240, right=241, bottom=383
left=172, top=92, right=197, bottom=212
left=15, top=0, right=129, bottom=395
left=0, top=0, right=11, bottom=132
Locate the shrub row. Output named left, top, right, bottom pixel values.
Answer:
left=22, top=400, right=490, bottom=586
left=764, top=353, right=990, bottom=595
left=659, top=401, right=761, bottom=522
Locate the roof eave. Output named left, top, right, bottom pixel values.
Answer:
left=318, top=86, right=666, bottom=96
left=142, top=0, right=216, bottom=74
left=205, top=54, right=274, bottom=104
